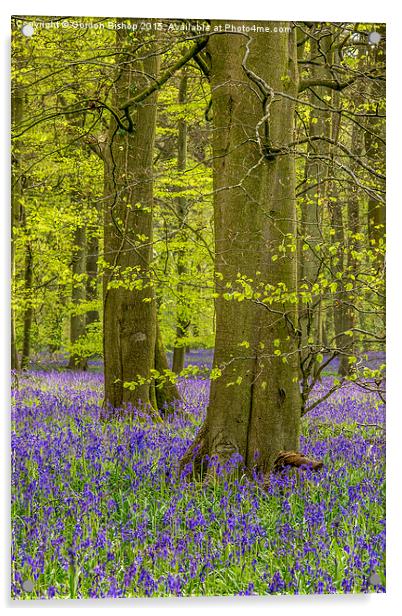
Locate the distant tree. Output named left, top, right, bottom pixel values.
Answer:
left=172, top=72, right=189, bottom=375
left=11, top=30, right=24, bottom=371
left=68, top=222, right=88, bottom=370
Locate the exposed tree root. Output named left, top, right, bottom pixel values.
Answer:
left=273, top=450, right=323, bottom=472
left=178, top=422, right=209, bottom=479
left=179, top=425, right=324, bottom=487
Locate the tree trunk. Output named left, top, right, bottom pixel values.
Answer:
left=180, top=23, right=302, bottom=480
left=365, top=120, right=385, bottom=255
left=85, top=224, right=100, bottom=330
left=367, top=190, right=385, bottom=254
left=11, top=41, right=23, bottom=371
left=155, top=321, right=181, bottom=413
left=324, top=50, right=356, bottom=377
left=20, top=242, right=33, bottom=369
left=103, top=26, right=159, bottom=411
left=336, top=48, right=366, bottom=376
left=68, top=225, right=88, bottom=370
left=364, top=29, right=385, bottom=353
left=364, top=31, right=385, bottom=271
left=172, top=72, right=189, bottom=375
left=364, top=126, right=385, bottom=347
left=337, top=115, right=364, bottom=376
left=298, top=27, right=332, bottom=377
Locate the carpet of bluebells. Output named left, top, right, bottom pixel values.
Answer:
left=11, top=351, right=385, bottom=599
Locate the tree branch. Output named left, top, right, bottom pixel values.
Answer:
left=121, top=37, right=209, bottom=111
left=193, top=51, right=210, bottom=79
left=298, top=76, right=356, bottom=93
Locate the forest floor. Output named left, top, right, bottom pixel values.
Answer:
left=11, top=362, right=385, bottom=598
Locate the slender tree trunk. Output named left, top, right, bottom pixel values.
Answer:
left=364, top=124, right=385, bottom=348
left=181, top=22, right=301, bottom=479
left=326, top=57, right=352, bottom=376
left=364, top=30, right=385, bottom=269
left=336, top=48, right=366, bottom=376
left=337, top=116, right=364, bottom=375
left=172, top=73, right=189, bottom=374
left=48, top=285, right=66, bottom=353
left=155, top=321, right=181, bottom=413
left=103, top=26, right=159, bottom=412
left=68, top=225, right=88, bottom=370
left=365, top=120, right=385, bottom=254
left=11, top=45, right=23, bottom=371
left=298, top=27, right=332, bottom=377
left=364, top=29, right=385, bottom=351
left=85, top=222, right=100, bottom=330
left=367, top=188, right=385, bottom=252
left=20, top=242, right=33, bottom=369
left=339, top=103, right=363, bottom=376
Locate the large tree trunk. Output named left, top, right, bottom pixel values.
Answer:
left=181, top=23, right=302, bottom=480
left=68, top=225, right=88, bottom=370
left=103, top=27, right=159, bottom=411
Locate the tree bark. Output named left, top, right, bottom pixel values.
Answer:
left=172, top=72, right=189, bottom=375
left=180, top=23, right=302, bottom=479
left=103, top=26, right=159, bottom=411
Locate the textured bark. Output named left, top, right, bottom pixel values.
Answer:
left=172, top=73, right=189, bottom=375
left=68, top=225, right=88, bottom=370
left=103, top=27, right=159, bottom=410
left=181, top=23, right=301, bottom=479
